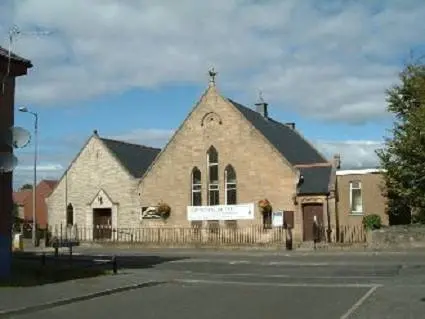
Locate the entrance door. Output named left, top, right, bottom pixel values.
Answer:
left=302, top=204, right=323, bottom=241
left=93, top=208, right=112, bottom=240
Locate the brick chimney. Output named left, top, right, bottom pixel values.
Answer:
left=333, top=154, right=341, bottom=169
left=255, top=91, right=268, bottom=118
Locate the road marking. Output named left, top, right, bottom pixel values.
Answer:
left=174, top=279, right=379, bottom=288
left=340, top=285, right=380, bottom=319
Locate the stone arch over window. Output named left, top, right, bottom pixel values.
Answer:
left=191, top=167, right=202, bottom=206
left=66, top=203, right=74, bottom=226
left=207, top=146, right=219, bottom=205
left=224, top=165, right=237, bottom=205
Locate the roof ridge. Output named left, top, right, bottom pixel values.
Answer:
left=100, top=137, right=161, bottom=150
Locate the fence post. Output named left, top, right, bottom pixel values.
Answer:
left=112, top=255, right=118, bottom=274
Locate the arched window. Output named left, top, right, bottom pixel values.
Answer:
left=66, top=203, right=74, bottom=226
left=207, top=146, right=219, bottom=205
left=225, top=165, right=237, bottom=205
left=191, top=167, right=202, bottom=206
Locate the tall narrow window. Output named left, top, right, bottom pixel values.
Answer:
left=207, top=146, right=219, bottom=205
left=191, top=167, right=202, bottom=206
left=225, top=165, right=237, bottom=205
left=350, top=181, right=363, bottom=214
left=66, top=203, right=74, bottom=226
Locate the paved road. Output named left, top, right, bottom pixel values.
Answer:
left=9, top=248, right=425, bottom=318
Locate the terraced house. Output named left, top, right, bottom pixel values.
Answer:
left=47, top=71, right=387, bottom=243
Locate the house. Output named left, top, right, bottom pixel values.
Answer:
left=336, top=168, right=388, bottom=226
left=12, top=189, right=31, bottom=220
left=0, top=46, right=32, bottom=276
left=138, top=71, right=338, bottom=242
left=46, top=131, right=160, bottom=239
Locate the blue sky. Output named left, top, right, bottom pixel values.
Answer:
left=1, top=0, right=425, bottom=189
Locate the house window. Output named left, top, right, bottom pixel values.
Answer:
left=350, top=181, right=363, bottom=214
left=191, top=167, right=202, bottom=206
left=224, top=165, right=237, bottom=205
left=207, top=146, right=219, bottom=205
left=66, top=203, right=74, bottom=226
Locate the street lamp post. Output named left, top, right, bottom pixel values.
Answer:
left=18, top=107, right=38, bottom=246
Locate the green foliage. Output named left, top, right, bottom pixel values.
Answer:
left=362, top=214, right=382, bottom=230
left=376, top=60, right=425, bottom=223
left=20, top=184, right=32, bottom=190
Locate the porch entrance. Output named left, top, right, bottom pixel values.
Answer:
left=302, top=203, right=323, bottom=241
left=93, top=208, right=112, bottom=240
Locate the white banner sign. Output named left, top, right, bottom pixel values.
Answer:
left=187, top=203, right=255, bottom=221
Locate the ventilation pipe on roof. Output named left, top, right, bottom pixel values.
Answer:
left=333, top=153, right=341, bottom=169
left=285, top=122, right=295, bottom=130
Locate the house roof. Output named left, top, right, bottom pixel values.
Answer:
left=228, top=99, right=328, bottom=165
left=100, top=138, right=161, bottom=178
left=13, top=190, right=31, bottom=205
left=227, top=99, right=331, bottom=195
left=298, top=166, right=332, bottom=195
left=0, top=46, right=32, bottom=67
left=40, top=179, right=58, bottom=189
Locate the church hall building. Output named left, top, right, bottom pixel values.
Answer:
left=49, top=70, right=389, bottom=244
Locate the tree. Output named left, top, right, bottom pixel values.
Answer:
left=376, top=61, right=425, bottom=224
left=20, top=183, right=32, bottom=190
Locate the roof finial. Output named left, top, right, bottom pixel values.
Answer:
left=208, top=67, right=217, bottom=86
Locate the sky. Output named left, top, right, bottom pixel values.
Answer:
left=1, top=0, right=425, bottom=190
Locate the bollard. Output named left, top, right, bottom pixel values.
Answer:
left=41, top=252, right=46, bottom=266
left=112, top=256, right=118, bottom=274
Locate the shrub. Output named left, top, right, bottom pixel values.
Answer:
left=362, top=214, right=382, bottom=230
left=258, top=199, right=272, bottom=213
left=157, top=202, right=171, bottom=220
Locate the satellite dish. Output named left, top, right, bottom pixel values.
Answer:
left=0, top=153, right=18, bottom=173
left=1, top=126, right=31, bottom=148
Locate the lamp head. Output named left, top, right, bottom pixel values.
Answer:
left=18, top=107, right=28, bottom=112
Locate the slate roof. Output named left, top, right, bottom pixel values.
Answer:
left=0, top=46, right=32, bottom=67
left=298, top=166, right=332, bottom=195
left=227, top=99, right=331, bottom=195
left=100, top=138, right=161, bottom=178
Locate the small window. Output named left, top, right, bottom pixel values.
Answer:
left=207, top=146, right=219, bottom=205
left=225, top=165, right=237, bottom=205
left=191, top=167, right=202, bottom=206
left=350, top=181, right=363, bottom=214
left=66, top=203, right=74, bottom=226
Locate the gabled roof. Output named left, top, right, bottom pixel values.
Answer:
left=100, top=138, right=161, bottom=178
left=227, top=99, right=331, bottom=195
left=0, top=46, right=33, bottom=67
left=228, top=99, right=327, bottom=165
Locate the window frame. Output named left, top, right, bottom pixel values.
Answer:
left=207, top=146, right=220, bottom=206
left=349, top=180, right=363, bottom=215
left=191, top=167, right=202, bottom=206
left=224, top=165, right=237, bottom=205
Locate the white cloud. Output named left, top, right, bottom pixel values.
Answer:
left=316, top=140, right=384, bottom=168
left=0, top=0, right=423, bottom=123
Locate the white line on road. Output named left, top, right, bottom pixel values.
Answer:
left=174, top=279, right=380, bottom=288
left=340, top=285, right=380, bottom=319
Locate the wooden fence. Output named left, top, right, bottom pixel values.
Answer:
left=48, top=224, right=368, bottom=247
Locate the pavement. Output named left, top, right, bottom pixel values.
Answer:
left=3, top=247, right=425, bottom=318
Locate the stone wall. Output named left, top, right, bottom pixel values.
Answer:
left=368, top=225, right=425, bottom=249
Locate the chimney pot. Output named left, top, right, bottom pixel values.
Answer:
left=285, top=122, right=295, bottom=129
left=333, top=154, right=341, bottom=169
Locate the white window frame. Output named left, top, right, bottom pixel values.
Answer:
left=191, top=168, right=202, bottom=206
left=207, top=147, right=219, bottom=205
left=349, top=181, right=363, bottom=214
left=224, top=166, right=237, bottom=205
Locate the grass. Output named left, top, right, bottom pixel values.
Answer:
left=0, top=256, right=110, bottom=287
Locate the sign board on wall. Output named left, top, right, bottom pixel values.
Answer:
left=187, top=203, right=255, bottom=221
left=272, top=211, right=284, bottom=227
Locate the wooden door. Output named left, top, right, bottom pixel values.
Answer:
left=93, top=208, right=112, bottom=240
left=302, top=204, right=323, bottom=241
